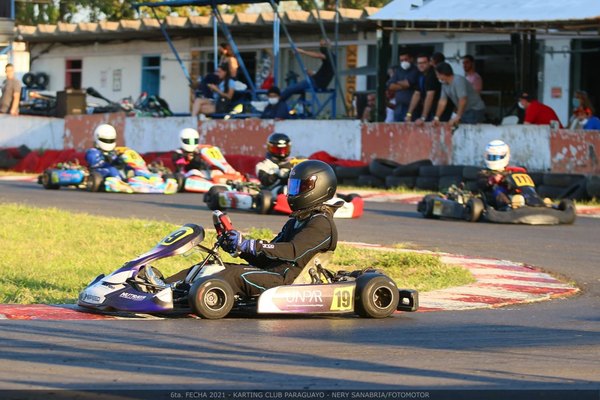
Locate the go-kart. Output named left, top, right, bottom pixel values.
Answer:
left=88, top=147, right=178, bottom=194
left=78, top=211, right=418, bottom=319
left=417, top=172, right=576, bottom=225
left=176, top=145, right=247, bottom=193
left=38, top=160, right=88, bottom=190
left=204, top=181, right=364, bottom=219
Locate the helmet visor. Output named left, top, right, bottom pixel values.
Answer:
left=268, top=143, right=290, bottom=158
left=99, top=138, right=116, bottom=144
left=182, top=138, right=199, bottom=145
left=486, top=154, right=505, bottom=161
left=288, top=175, right=317, bottom=196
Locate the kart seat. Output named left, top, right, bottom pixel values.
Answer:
left=292, top=251, right=334, bottom=284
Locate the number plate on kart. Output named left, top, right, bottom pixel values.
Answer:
left=257, top=282, right=356, bottom=314
left=511, top=173, right=535, bottom=187
left=433, top=200, right=443, bottom=216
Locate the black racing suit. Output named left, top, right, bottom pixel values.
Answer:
left=216, top=206, right=338, bottom=298
left=171, top=148, right=208, bottom=174
left=255, top=156, right=292, bottom=190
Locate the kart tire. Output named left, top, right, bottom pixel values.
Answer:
left=461, top=166, right=481, bottom=181
left=438, top=175, right=462, bottom=191
left=41, top=171, right=60, bottom=190
left=35, top=72, right=50, bottom=89
left=337, top=193, right=361, bottom=202
left=385, top=175, right=416, bottom=189
left=355, top=273, right=399, bottom=318
left=537, top=185, right=564, bottom=200
left=417, top=194, right=439, bottom=218
left=335, top=165, right=370, bottom=180
left=357, top=174, right=385, bottom=188
left=415, top=176, right=439, bottom=191
left=369, top=158, right=401, bottom=179
left=418, top=165, right=441, bottom=178
left=86, top=172, right=104, bottom=192
left=205, top=185, right=227, bottom=211
left=22, top=72, right=36, bottom=88
left=256, top=190, right=273, bottom=214
left=189, top=278, right=234, bottom=320
left=175, top=173, right=185, bottom=192
left=392, top=159, right=433, bottom=177
left=465, top=198, right=484, bottom=222
left=439, top=165, right=465, bottom=177
left=558, top=181, right=588, bottom=200
left=586, top=176, right=600, bottom=198
left=542, top=173, right=585, bottom=188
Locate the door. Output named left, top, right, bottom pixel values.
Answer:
left=141, top=56, right=161, bottom=96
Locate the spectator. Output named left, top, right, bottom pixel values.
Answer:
left=280, top=39, right=335, bottom=102
left=407, top=54, right=439, bottom=123
left=387, top=50, right=419, bottom=122
left=191, top=62, right=219, bottom=118
left=518, top=92, right=563, bottom=127
left=261, top=86, right=290, bottom=120
left=361, top=93, right=376, bottom=123
left=430, top=52, right=453, bottom=122
left=193, top=64, right=235, bottom=117
left=219, top=42, right=239, bottom=79
left=572, top=106, right=600, bottom=130
left=1, top=63, right=21, bottom=116
left=568, top=90, right=594, bottom=129
left=433, top=62, right=486, bottom=126
left=462, top=55, right=483, bottom=93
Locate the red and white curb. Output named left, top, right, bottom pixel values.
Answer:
left=0, top=244, right=579, bottom=320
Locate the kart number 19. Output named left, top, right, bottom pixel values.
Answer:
left=161, top=227, right=194, bottom=245
left=330, top=286, right=354, bottom=311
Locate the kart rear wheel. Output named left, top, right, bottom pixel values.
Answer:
left=464, top=198, right=484, bottom=222
left=189, top=278, right=234, bottom=319
left=41, top=171, right=60, bottom=190
left=355, top=274, right=399, bottom=318
left=255, top=190, right=273, bottom=214
left=174, top=173, right=185, bottom=192
left=205, top=185, right=227, bottom=211
left=418, top=194, right=438, bottom=218
left=86, top=172, right=104, bottom=192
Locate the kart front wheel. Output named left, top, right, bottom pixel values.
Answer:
left=205, top=185, right=227, bottom=211
left=355, top=274, right=399, bottom=318
left=86, top=172, right=104, bottom=192
left=464, top=198, right=484, bottom=222
left=189, top=278, right=234, bottom=319
left=41, top=171, right=60, bottom=190
left=255, top=190, right=273, bottom=214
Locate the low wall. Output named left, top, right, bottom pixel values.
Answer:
left=1, top=114, right=599, bottom=174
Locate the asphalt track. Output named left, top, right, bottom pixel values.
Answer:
left=0, top=179, right=599, bottom=394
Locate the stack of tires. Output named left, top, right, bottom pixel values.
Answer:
left=537, top=173, right=587, bottom=201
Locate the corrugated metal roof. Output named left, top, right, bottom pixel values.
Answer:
left=371, top=0, right=600, bottom=22
left=16, top=7, right=378, bottom=42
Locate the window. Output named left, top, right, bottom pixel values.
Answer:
left=141, top=55, right=161, bottom=96
left=65, top=59, right=82, bottom=89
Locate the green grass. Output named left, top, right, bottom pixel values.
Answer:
left=0, top=203, right=473, bottom=304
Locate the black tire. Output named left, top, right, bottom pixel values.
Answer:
left=255, top=190, right=273, bottom=214
left=41, top=171, right=60, bottom=190
left=369, top=158, right=401, bottom=179
left=188, top=278, right=234, bottom=319
left=439, top=165, right=465, bottom=177
left=392, top=159, right=433, bottom=177
left=465, top=198, right=484, bottom=222
left=542, top=173, right=586, bottom=188
left=417, top=194, right=438, bottom=218
left=438, top=175, right=462, bottom=191
left=461, top=166, right=481, bottom=181
left=35, top=72, right=50, bottom=89
left=22, top=72, right=36, bottom=88
left=354, top=274, right=399, bottom=318
left=418, top=165, right=441, bottom=177
left=415, top=176, right=439, bottom=191
left=356, top=174, right=386, bottom=188
left=528, top=172, right=545, bottom=187
left=537, top=185, right=565, bottom=200
left=337, top=192, right=361, bottom=202
left=586, top=176, right=600, bottom=198
left=558, top=181, right=588, bottom=200
left=385, top=175, right=416, bottom=189
left=335, top=165, right=370, bottom=180
left=174, top=173, right=185, bottom=192
left=86, top=172, right=104, bottom=192
left=204, top=185, right=227, bottom=211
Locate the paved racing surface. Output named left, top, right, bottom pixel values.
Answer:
left=0, top=179, right=599, bottom=392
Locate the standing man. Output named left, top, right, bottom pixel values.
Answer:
left=518, top=92, right=563, bottom=127
left=1, top=64, right=21, bottom=116
left=433, top=62, right=486, bottom=126
left=462, top=55, right=483, bottom=93
left=387, top=50, right=419, bottom=122
left=407, top=54, right=439, bottom=123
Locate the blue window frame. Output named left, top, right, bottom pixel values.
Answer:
left=141, top=55, right=161, bottom=96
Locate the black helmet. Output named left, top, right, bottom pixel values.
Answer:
left=287, top=160, right=337, bottom=211
left=267, top=132, right=291, bottom=161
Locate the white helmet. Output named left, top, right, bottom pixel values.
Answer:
left=94, top=124, right=117, bottom=152
left=179, top=128, right=200, bottom=153
left=484, top=139, right=510, bottom=171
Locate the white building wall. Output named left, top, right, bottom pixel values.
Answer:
left=541, top=39, right=571, bottom=126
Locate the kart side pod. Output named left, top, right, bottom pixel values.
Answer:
left=397, top=289, right=419, bottom=312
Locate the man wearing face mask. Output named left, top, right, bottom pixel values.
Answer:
left=260, top=86, right=290, bottom=120
left=280, top=39, right=335, bottom=102
left=433, top=62, right=486, bottom=127
left=387, top=50, right=419, bottom=122
left=518, top=92, right=562, bottom=127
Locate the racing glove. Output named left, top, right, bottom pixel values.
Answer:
left=222, top=230, right=260, bottom=256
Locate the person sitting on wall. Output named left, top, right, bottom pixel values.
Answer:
left=260, top=86, right=290, bottom=120
left=518, top=92, right=563, bottom=128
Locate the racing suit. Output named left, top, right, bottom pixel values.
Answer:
left=171, top=148, right=208, bottom=174
left=85, top=147, right=122, bottom=178
left=255, top=156, right=292, bottom=191
left=477, top=166, right=544, bottom=209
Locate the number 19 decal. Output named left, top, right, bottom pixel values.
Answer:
left=160, top=227, right=194, bottom=245
left=330, top=286, right=355, bottom=311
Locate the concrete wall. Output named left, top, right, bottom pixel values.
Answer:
left=1, top=115, right=599, bottom=175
